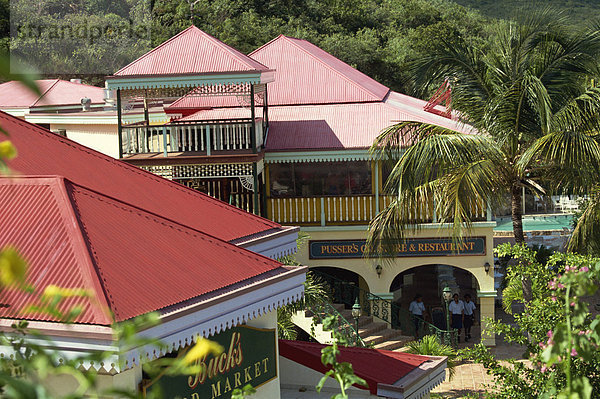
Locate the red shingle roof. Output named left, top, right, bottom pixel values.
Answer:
left=248, top=35, right=389, bottom=105
left=0, top=176, right=287, bottom=324
left=279, top=340, right=429, bottom=394
left=114, top=26, right=270, bottom=76
left=1, top=111, right=280, bottom=242
left=0, top=79, right=104, bottom=108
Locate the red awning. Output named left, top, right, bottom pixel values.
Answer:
left=279, top=340, right=430, bottom=395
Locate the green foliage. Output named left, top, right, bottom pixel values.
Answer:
left=463, top=245, right=600, bottom=399
left=316, top=315, right=368, bottom=399
left=405, top=335, right=458, bottom=379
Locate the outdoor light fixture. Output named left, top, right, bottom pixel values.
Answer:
left=375, top=264, right=382, bottom=277
left=351, top=297, right=362, bottom=346
left=484, top=262, right=491, bottom=273
left=442, top=285, right=452, bottom=302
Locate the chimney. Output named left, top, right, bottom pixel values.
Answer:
left=81, top=97, right=91, bottom=111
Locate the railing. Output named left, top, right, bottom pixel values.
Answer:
left=121, top=118, right=264, bottom=156
left=307, top=299, right=366, bottom=347
left=267, top=195, right=487, bottom=226
left=312, top=270, right=457, bottom=347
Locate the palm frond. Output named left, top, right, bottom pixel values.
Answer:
left=568, top=190, right=600, bottom=255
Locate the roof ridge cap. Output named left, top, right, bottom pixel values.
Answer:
left=31, top=79, right=60, bottom=107
left=51, top=177, right=114, bottom=325
left=198, top=29, right=270, bottom=71
left=248, top=34, right=286, bottom=57
left=0, top=110, right=280, bottom=235
left=68, top=180, right=283, bottom=267
left=114, top=26, right=197, bottom=75
left=283, top=38, right=388, bottom=101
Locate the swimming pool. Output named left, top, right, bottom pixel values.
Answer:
left=494, top=214, right=574, bottom=232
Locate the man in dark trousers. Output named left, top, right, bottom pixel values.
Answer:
left=463, top=294, right=476, bottom=342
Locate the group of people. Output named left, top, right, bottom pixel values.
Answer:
left=409, top=293, right=476, bottom=342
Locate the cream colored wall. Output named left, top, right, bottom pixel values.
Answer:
left=298, top=224, right=497, bottom=345
left=45, top=364, right=142, bottom=398
left=50, top=123, right=118, bottom=158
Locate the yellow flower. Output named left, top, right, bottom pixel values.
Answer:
left=0, top=141, right=17, bottom=160
left=0, top=247, right=27, bottom=286
left=182, top=338, right=223, bottom=365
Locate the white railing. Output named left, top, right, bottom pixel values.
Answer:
left=121, top=118, right=264, bottom=156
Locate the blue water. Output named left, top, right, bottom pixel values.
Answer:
left=494, top=214, right=573, bottom=232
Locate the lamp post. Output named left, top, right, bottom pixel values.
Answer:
left=442, top=285, right=452, bottom=345
left=351, top=297, right=362, bottom=346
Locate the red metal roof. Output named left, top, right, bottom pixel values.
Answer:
left=114, top=26, right=270, bottom=76
left=0, top=176, right=287, bottom=324
left=279, top=340, right=429, bottom=394
left=248, top=35, right=389, bottom=105
left=180, top=101, right=472, bottom=150
left=0, top=79, right=104, bottom=108
left=1, top=111, right=280, bottom=242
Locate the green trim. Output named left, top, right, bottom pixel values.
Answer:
left=477, top=290, right=497, bottom=298
left=105, top=73, right=262, bottom=90
left=300, top=221, right=496, bottom=232
left=265, top=149, right=371, bottom=163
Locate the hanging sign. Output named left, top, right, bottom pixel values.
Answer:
left=144, top=326, right=277, bottom=399
left=309, top=237, right=486, bottom=259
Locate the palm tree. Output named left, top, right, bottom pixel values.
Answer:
left=368, top=11, right=600, bottom=301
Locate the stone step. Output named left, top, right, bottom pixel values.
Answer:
left=332, top=303, right=345, bottom=312
left=362, top=329, right=405, bottom=346
left=358, top=322, right=387, bottom=337
left=374, top=337, right=413, bottom=351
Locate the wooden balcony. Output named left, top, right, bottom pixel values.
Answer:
left=120, top=118, right=264, bottom=157
left=267, top=195, right=488, bottom=226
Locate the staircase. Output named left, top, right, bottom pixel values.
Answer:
left=333, top=304, right=414, bottom=351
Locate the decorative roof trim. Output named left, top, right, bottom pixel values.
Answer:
left=0, top=266, right=306, bottom=373
left=377, top=356, right=447, bottom=399
left=236, top=226, right=300, bottom=260
left=264, top=149, right=372, bottom=163
left=105, top=73, right=265, bottom=91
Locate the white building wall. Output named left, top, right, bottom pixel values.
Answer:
left=50, top=123, right=118, bottom=158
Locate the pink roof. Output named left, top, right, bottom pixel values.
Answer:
left=0, top=176, right=288, bottom=324
left=279, top=340, right=429, bottom=395
left=0, top=79, right=104, bottom=108
left=1, top=111, right=280, bottom=241
left=248, top=35, right=389, bottom=105
left=114, top=26, right=270, bottom=76
left=181, top=100, right=472, bottom=150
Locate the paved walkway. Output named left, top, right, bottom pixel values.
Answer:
left=431, top=310, right=525, bottom=398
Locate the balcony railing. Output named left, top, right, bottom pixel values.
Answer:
left=121, top=118, right=264, bottom=156
left=267, top=195, right=488, bottom=226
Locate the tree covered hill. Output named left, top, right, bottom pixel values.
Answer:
left=453, top=0, right=600, bottom=26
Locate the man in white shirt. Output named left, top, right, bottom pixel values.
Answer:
left=463, top=294, right=476, bottom=342
left=409, top=294, right=426, bottom=339
left=448, top=293, right=465, bottom=342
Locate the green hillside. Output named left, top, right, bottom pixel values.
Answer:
left=453, top=0, right=600, bottom=25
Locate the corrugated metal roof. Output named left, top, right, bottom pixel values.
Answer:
left=248, top=35, right=389, bottom=105
left=279, top=340, right=428, bottom=394
left=114, top=26, right=270, bottom=76
left=0, top=176, right=287, bottom=324
left=0, top=79, right=104, bottom=108
left=180, top=101, right=473, bottom=150
left=1, top=111, right=281, bottom=242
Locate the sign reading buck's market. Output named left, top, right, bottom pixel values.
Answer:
left=144, top=326, right=277, bottom=399
left=309, top=237, right=486, bottom=259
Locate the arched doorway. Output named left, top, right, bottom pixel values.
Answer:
left=390, top=264, right=480, bottom=334
left=310, top=266, right=370, bottom=308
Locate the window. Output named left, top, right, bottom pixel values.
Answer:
left=269, top=161, right=371, bottom=197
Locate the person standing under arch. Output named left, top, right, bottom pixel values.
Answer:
left=409, top=294, right=426, bottom=339
left=463, top=294, right=476, bottom=342
left=449, top=293, right=465, bottom=342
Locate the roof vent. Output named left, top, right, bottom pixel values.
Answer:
left=70, top=78, right=82, bottom=84
left=81, top=97, right=91, bottom=111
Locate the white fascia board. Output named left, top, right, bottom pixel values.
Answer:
left=24, top=114, right=118, bottom=125
left=0, top=268, right=306, bottom=373
left=0, top=108, right=29, bottom=117
left=237, top=226, right=299, bottom=259
left=377, top=357, right=447, bottom=399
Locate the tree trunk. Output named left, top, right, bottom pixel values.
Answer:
left=511, top=184, right=532, bottom=303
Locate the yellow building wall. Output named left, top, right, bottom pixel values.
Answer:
left=50, top=123, right=119, bottom=158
